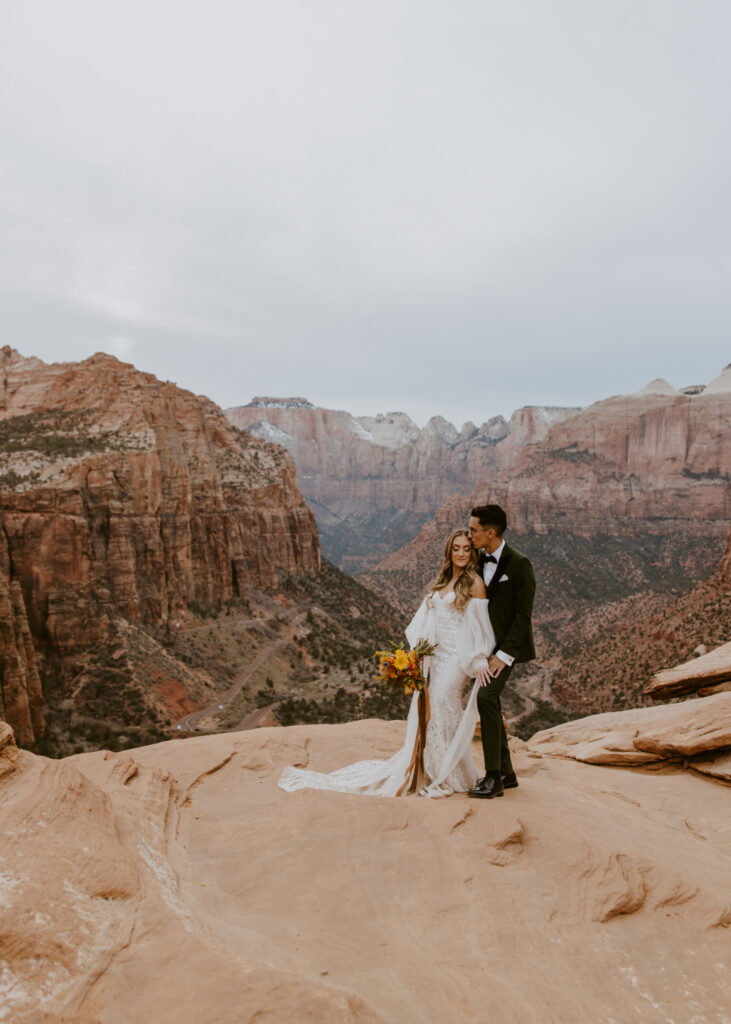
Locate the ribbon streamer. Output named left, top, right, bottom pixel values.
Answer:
left=396, top=668, right=431, bottom=796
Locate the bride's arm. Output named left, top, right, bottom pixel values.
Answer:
left=405, top=595, right=435, bottom=648
left=457, top=591, right=496, bottom=678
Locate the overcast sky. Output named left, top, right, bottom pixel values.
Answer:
left=1, top=1, right=729, bottom=428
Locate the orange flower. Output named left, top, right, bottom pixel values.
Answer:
left=393, top=649, right=408, bottom=671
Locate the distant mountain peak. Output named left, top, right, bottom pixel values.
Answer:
left=705, top=364, right=731, bottom=395
left=423, top=415, right=460, bottom=445
left=631, top=378, right=678, bottom=398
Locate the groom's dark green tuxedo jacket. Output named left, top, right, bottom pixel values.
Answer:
left=477, top=544, right=536, bottom=664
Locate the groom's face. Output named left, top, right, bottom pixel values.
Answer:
left=468, top=516, right=496, bottom=551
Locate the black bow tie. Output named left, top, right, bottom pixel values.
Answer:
left=484, top=554, right=497, bottom=564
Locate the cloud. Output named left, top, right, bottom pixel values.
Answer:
left=106, top=335, right=136, bottom=360
left=0, top=0, right=729, bottom=425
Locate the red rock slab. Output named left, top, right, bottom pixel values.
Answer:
left=698, top=680, right=731, bottom=696
left=645, top=640, right=731, bottom=699
left=634, top=692, right=731, bottom=757
left=691, top=750, right=731, bottom=783
left=528, top=691, right=731, bottom=766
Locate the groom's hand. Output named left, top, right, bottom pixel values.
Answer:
left=487, top=654, right=507, bottom=678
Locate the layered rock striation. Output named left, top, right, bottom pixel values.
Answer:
left=227, top=397, right=580, bottom=571
left=0, top=347, right=320, bottom=746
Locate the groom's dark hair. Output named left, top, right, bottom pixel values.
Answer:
left=471, top=504, right=507, bottom=536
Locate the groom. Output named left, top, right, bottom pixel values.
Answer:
left=467, top=504, right=536, bottom=799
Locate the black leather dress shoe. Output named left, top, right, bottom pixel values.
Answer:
left=468, top=773, right=504, bottom=799
left=501, top=771, right=519, bottom=790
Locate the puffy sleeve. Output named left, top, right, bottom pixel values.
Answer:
left=405, top=596, right=436, bottom=649
left=457, top=598, right=495, bottom=678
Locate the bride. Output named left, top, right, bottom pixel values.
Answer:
left=278, top=529, right=496, bottom=798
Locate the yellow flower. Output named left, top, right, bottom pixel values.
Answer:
left=394, top=649, right=409, bottom=671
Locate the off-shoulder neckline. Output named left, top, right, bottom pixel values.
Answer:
left=432, top=591, right=487, bottom=604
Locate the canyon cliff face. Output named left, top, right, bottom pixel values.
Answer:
left=489, top=371, right=731, bottom=544
left=0, top=516, right=44, bottom=747
left=226, top=397, right=579, bottom=571
left=0, top=347, right=320, bottom=747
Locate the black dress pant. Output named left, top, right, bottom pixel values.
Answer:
left=476, top=663, right=514, bottom=774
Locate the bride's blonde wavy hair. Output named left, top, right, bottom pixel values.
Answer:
left=428, top=529, right=478, bottom=612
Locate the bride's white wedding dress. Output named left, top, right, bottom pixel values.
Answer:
left=277, top=591, right=495, bottom=798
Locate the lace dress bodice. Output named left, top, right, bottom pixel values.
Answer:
left=433, top=590, right=461, bottom=653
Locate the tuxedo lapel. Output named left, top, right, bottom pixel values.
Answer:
left=484, top=545, right=512, bottom=600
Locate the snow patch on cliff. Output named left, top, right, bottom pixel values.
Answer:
left=354, top=412, right=420, bottom=449
left=534, top=406, right=582, bottom=426
left=246, top=420, right=295, bottom=449
left=348, top=418, right=374, bottom=443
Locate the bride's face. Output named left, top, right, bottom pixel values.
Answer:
left=451, top=535, right=472, bottom=571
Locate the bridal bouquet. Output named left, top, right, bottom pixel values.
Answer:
left=374, top=638, right=438, bottom=695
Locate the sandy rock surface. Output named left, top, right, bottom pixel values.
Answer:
left=1, top=712, right=730, bottom=1023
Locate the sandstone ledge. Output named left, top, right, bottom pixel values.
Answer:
left=646, top=640, right=731, bottom=699
left=527, top=691, right=731, bottom=774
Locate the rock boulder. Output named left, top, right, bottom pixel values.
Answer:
left=527, top=691, right=731, bottom=774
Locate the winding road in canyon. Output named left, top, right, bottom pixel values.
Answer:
left=175, top=612, right=308, bottom=734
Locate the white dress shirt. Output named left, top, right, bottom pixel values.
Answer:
left=481, top=540, right=514, bottom=667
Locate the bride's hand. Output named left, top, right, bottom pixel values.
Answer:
left=476, top=667, right=492, bottom=687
